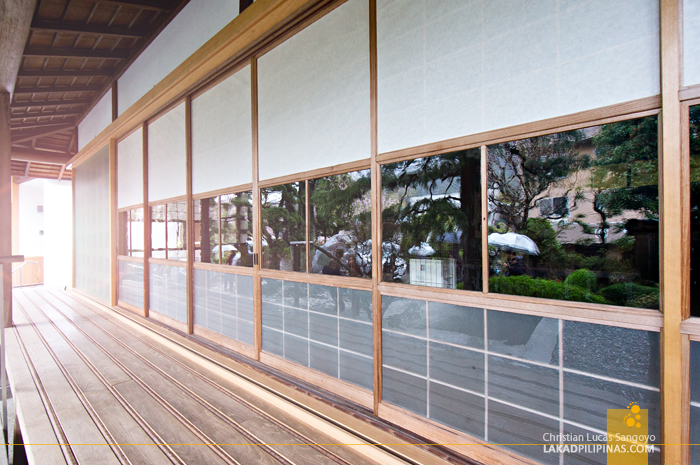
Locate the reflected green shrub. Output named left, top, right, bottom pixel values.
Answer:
left=599, top=283, right=659, bottom=308
left=490, top=275, right=606, bottom=304
left=564, top=269, right=598, bottom=292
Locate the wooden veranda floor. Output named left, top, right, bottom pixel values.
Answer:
left=5, top=288, right=448, bottom=465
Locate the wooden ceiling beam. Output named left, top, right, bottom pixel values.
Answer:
left=30, top=19, right=148, bottom=38
left=13, top=83, right=103, bottom=94
left=11, top=120, right=76, bottom=129
left=12, top=108, right=83, bottom=118
left=17, top=68, right=114, bottom=78
left=98, top=0, right=171, bottom=11
left=11, top=123, right=74, bottom=143
left=10, top=147, right=72, bottom=164
left=23, top=46, right=130, bottom=59
left=11, top=97, right=92, bottom=108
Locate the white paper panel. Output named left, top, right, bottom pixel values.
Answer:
left=192, top=65, right=252, bottom=194
left=148, top=103, right=186, bottom=201
left=118, top=127, right=143, bottom=208
left=78, top=89, right=112, bottom=150
left=74, top=145, right=111, bottom=303
left=117, top=0, right=239, bottom=114
left=685, top=0, right=700, bottom=86
left=258, top=0, right=370, bottom=181
left=377, top=0, right=660, bottom=153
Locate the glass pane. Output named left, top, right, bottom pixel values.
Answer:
left=221, top=191, right=253, bottom=267
left=118, top=211, right=128, bottom=256
left=381, top=148, right=482, bottom=290
left=309, top=169, right=372, bottom=278
left=167, top=201, right=187, bottom=261
left=128, top=208, right=144, bottom=257
left=690, top=105, right=700, bottom=316
left=488, top=116, right=659, bottom=309
left=194, top=196, right=219, bottom=263
left=261, top=182, right=306, bottom=271
left=563, top=321, right=659, bottom=387
left=150, top=205, right=166, bottom=258
left=118, top=261, right=143, bottom=308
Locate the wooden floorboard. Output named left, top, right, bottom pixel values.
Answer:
left=42, top=290, right=367, bottom=465
left=6, top=288, right=435, bottom=465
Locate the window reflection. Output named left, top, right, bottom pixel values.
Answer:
left=118, top=208, right=144, bottom=257
left=261, top=182, right=306, bottom=271
left=690, top=105, right=700, bottom=316
left=309, top=170, right=371, bottom=278
left=151, top=202, right=187, bottom=261
left=150, top=205, right=166, bottom=258
left=487, top=116, right=660, bottom=309
left=167, top=201, right=187, bottom=261
left=381, top=149, right=482, bottom=290
left=194, top=192, right=253, bottom=267
left=194, top=196, right=220, bottom=263
left=221, top=192, right=253, bottom=267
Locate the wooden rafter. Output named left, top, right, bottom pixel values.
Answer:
left=13, top=83, right=103, bottom=94
left=30, top=19, right=148, bottom=38
left=22, top=47, right=130, bottom=59
left=11, top=123, right=73, bottom=143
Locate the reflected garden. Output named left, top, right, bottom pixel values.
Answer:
left=488, top=116, right=660, bottom=309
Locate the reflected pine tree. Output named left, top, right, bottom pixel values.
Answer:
left=382, top=149, right=482, bottom=291
left=261, top=182, right=306, bottom=271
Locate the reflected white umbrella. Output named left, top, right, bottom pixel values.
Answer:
left=408, top=242, right=435, bottom=257
left=488, top=232, right=540, bottom=255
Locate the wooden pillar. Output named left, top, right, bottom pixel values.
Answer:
left=660, top=0, right=682, bottom=463
left=368, top=0, right=382, bottom=415
left=109, top=139, right=118, bottom=307
left=185, top=96, right=194, bottom=334
left=251, top=58, right=262, bottom=361
left=0, top=93, right=11, bottom=327
left=143, top=123, right=150, bottom=317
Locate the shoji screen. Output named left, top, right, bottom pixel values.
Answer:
left=148, top=103, right=186, bottom=201
left=377, top=0, right=661, bottom=153
left=685, top=0, right=700, bottom=86
left=117, top=127, right=143, bottom=209
left=192, top=65, right=252, bottom=194
left=74, top=145, right=111, bottom=303
left=257, top=0, right=370, bottom=181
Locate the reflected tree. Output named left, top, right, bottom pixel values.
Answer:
left=382, top=149, right=482, bottom=290
left=488, top=131, right=589, bottom=231
left=583, top=116, right=659, bottom=247
left=261, top=183, right=306, bottom=270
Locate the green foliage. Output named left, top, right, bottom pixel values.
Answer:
left=489, top=275, right=606, bottom=304
left=599, top=283, right=659, bottom=307
left=522, top=218, right=570, bottom=275
left=564, top=269, right=598, bottom=292
left=586, top=116, right=659, bottom=245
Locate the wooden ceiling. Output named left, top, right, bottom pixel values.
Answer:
left=10, top=0, right=190, bottom=182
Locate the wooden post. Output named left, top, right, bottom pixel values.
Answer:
left=185, top=96, right=194, bottom=334
left=109, top=139, right=118, bottom=307
left=143, top=123, right=150, bottom=317
left=368, top=0, right=382, bottom=415
left=0, top=93, right=12, bottom=327
left=251, top=58, right=262, bottom=361
left=660, top=0, right=682, bottom=463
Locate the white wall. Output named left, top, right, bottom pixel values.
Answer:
left=18, top=180, right=44, bottom=257
left=117, top=0, right=240, bottom=114
left=43, top=180, right=73, bottom=288
left=77, top=89, right=112, bottom=151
